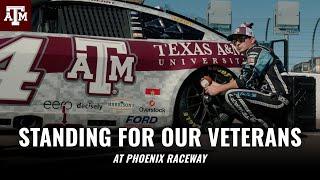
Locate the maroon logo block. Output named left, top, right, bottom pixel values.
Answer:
left=0, top=0, right=31, bottom=31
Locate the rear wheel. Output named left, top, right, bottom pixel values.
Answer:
left=174, top=66, right=236, bottom=131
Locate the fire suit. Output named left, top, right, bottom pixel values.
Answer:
left=225, top=44, right=290, bottom=128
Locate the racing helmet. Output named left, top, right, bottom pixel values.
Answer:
left=227, top=22, right=255, bottom=41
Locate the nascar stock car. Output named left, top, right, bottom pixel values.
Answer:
left=0, top=0, right=319, bottom=132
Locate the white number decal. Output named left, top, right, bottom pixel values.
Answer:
left=0, top=37, right=44, bottom=103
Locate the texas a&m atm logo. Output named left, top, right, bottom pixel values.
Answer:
left=4, top=6, right=27, bottom=26
left=0, top=0, right=31, bottom=31
left=66, top=37, right=137, bottom=96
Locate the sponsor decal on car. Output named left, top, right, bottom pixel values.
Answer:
left=43, top=100, right=73, bottom=110
left=148, top=99, right=156, bottom=107
left=138, top=106, right=165, bottom=114
left=106, top=98, right=134, bottom=110
left=126, top=116, right=158, bottom=124
left=145, top=88, right=160, bottom=96
left=43, top=100, right=103, bottom=111
left=77, top=101, right=103, bottom=110
left=170, top=15, right=193, bottom=26
left=88, top=0, right=114, bottom=5
left=152, top=42, right=243, bottom=69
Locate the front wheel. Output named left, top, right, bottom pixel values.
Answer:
left=174, top=66, right=235, bottom=130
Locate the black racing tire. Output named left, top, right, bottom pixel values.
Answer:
left=173, top=66, right=236, bottom=130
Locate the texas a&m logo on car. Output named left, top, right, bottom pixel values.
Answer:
left=0, top=0, right=31, bottom=31
left=66, top=37, right=137, bottom=96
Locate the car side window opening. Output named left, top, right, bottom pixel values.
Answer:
left=32, top=2, right=132, bottom=38
left=32, top=2, right=204, bottom=40
left=139, top=12, right=204, bottom=40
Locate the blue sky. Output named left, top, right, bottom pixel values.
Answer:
left=144, top=0, right=320, bottom=70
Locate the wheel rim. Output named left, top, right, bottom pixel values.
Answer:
left=177, top=66, right=234, bottom=128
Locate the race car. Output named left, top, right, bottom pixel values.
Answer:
left=0, top=0, right=318, bottom=132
